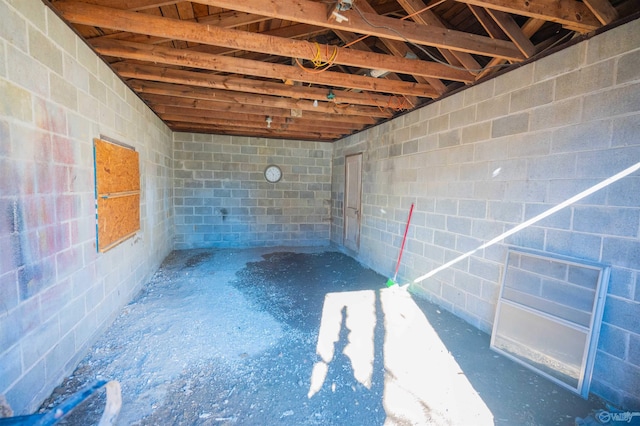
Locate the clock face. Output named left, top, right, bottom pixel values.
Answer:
left=264, top=165, right=282, bottom=183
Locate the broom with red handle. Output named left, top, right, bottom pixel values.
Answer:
left=386, top=203, right=414, bottom=287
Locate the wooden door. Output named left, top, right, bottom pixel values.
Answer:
left=344, top=153, right=362, bottom=252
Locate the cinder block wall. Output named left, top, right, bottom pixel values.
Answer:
left=0, top=0, right=173, bottom=414
left=332, top=19, right=640, bottom=408
left=173, top=133, right=332, bottom=248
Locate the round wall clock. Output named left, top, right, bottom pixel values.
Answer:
left=264, top=165, right=282, bottom=183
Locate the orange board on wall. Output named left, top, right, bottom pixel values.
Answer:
left=94, top=138, right=140, bottom=252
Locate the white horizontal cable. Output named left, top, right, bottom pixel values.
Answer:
left=412, top=161, right=640, bottom=285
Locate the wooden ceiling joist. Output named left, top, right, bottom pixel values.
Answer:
left=395, top=0, right=483, bottom=75
left=70, top=0, right=180, bottom=10
left=92, top=39, right=440, bottom=97
left=153, top=106, right=365, bottom=130
left=143, top=94, right=380, bottom=125
left=181, top=0, right=525, bottom=61
left=331, top=29, right=422, bottom=105
left=582, top=0, right=619, bottom=25
left=46, top=0, right=622, bottom=142
left=111, top=62, right=404, bottom=108
left=469, top=5, right=508, bottom=40
left=167, top=122, right=338, bottom=141
left=452, top=0, right=601, bottom=32
left=55, top=1, right=476, bottom=82
left=129, top=80, right=393, bottom=118
left=160, top=113, right=350, bottom=136
left=474, top=16, right=546, bottom=79
left=155, top=104, right=364, bottom=128
left=353, top=0, right=447, bottom=94
left=485, top=9, right=536, bottom=58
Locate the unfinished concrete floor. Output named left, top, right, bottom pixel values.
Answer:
left=40, top=248, right=605, bottom=425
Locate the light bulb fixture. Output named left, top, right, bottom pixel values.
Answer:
left=369, top=69, right=390, bottom=78
left=266, top=116, right=272, bottom=128
left=313, top=99, right=319, bottom=107
left=337, top=0, right=353, bottom=11
left=327, top=0, right=351, bottom=23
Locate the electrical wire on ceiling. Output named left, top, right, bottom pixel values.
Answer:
left=295, top=41, right=339, bottom=73
left=310, top=42, right=339, bottom=67
left=343, top=2, right=446, bottom=48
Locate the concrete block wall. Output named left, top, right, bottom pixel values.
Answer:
left=0, top=0, right=173, bottom=414
left=332, top=18, right=640, bottom=408
left=173, top=133, right=332, bottom=248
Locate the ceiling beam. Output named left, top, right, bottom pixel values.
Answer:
left=70, top=0, right=180, bottom=11
left=354, top=0, right=447, bottom=95
left=111, top=62, right=408, bottom=106
left=92, top=39, right=440, bottom=97
left=90, top=12, right=307, bottom=49
left=159, top=113, right=350, bottom=136
left=55, top=1, right=475, bottom=82
left=152, top=106, right=365, bottom=129
left=144, top=93, right=307, bottom=118
left=452, top=0, right=601, bottom=32
left=111, top=62, right=404, bottom=108
left=98, top=23, right=329, bottom=62
left=395, top=0, right=483, bottom=74
left=469, top=5, right=508, bottom=39
left=182, top=23, right=331, bottom=57
left=167, top=123, right=339, bottom=142
left=485, top=9, right=536, bottom=58
left=475, top=17, right=546, bottom=79
left=582, top=0, right=619, bottom=25
left=144, top=93, right=379, bottom=125
left=129, top=80, right=391, bottom=117
left=182, top=0, right=524, bottom=61
left=332, top=29, right=421, bottom=105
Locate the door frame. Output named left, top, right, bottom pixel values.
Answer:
left=343, top=153, right=363, bottom=251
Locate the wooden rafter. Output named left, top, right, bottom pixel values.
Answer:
left=92, top=39, right=440, bottom=97
left=331, top=29, right=421, bottom=106
left=469, top=5, right=508, bottom=40
left=354, top=0, right=447, bottom=95
left=94, top=10, right=271, bottom=44
left=144, top=94, right=380, bottom=125
left=160, top=113, right=350, bottom=136
left=453, top=0, right=601, bottom=32
left=44, top=0, right=620, bottom=141
left=582, top=0, right=619, bottom=25
left=55, top=1, right=476, bottom=82
left=111, top=62, right=403, bottom=108
left=475, top=17, right=546, bottom=79
left=485, top=9, right=536, bottom=58
left=395, top=0, right=483, bottom=74
left=167, top=123, right=338, bottom=141
left=129, top=80, right=392, bottom=118
left=153, top=107, right=366, bottom=130
left=66, top=0, right=180, bottom=11
left=177, top=0, right=525, bottom=61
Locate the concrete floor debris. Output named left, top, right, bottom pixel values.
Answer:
left=40, top=248, right=605, bottom=425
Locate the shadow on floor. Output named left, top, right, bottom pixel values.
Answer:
left=37, top=249, right=607, bottom=425
left=230, top=250, right=605, bottom=425
left=407, top=293, right=605, bottom=425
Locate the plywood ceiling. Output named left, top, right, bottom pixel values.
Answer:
left=46, top=0, right=636, bottom=142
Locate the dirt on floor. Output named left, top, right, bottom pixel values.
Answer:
left=38, top=248, right=606, bottom=425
